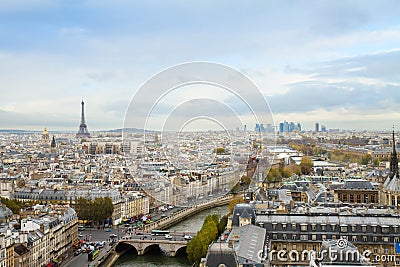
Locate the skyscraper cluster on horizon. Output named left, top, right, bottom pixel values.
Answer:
left=278, top=121, right=301, bottom=133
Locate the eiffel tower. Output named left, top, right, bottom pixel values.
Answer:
left=76, top=100, right=90, bottom=138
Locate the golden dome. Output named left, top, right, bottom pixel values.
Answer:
left=43, top=127, right=49, bottom=136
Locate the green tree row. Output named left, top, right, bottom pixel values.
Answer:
left=186, top=214, right=227, bottom=264
left=74, top=197, right=114, bottom=225
left=265, top=157, right=314, bottom=184
left=327, top=150, right=372, bottom=165
left=0, top=197, right=28, bottom=214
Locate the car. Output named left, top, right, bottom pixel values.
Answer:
left=105, top=228, right=111, bottom=232
left=78, top=226, right=85, bottom=231
left=110, top=234, right=118, bottom=238
left=164, top=234, right=173, bottom=239
left=74, top=249, right=81, bottom=256
left=78, top=234, right=83, bottom=238
left=183, top=234, right=193, bottom=240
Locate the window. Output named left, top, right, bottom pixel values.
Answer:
left=312, top=235, right=317, bottom=241
left=374, top=248, right=378, bottom=254
left=352, top=236, right=357, bottom=242
left=293, top=244, right=297, bottom=250
left=383, top=237, right=389, bottom=242
left=382, top=226, right=389, bottom=234
left=292, top=223, right=296, bottom=230
left=273, top=234, right=277, bottom=239
left=352, top=226, right=357, bottom=232
left=322, top=235, right=327, bottom=240
left=283, top=234, right=287, bottom=240
left=272, top=223, right=277, bottom=230
left=362, top=226, right=367, bottom=232
left=341, top=225, right=348, bottom=232
left=300, top=235, right=308, bottom=241
left=349, top=194, right=354, bottom=202
left=372, top=226, right=377, bottom=233
left=282, top=223, right=287, bottom=230
left=363, top=236, right=367, bottom=242
left=331, top=224, right=336, bottom=231
left=357, top=195, right=361, bottom=203
left=321, top=224, right=326, bottom=231
left=311, top=224, right=316, bottom=230
left=292, top=234, right=297, bottom=240
left=373, top=237, right=377, bottom=242
left=301, top=224, right=308, bottom=231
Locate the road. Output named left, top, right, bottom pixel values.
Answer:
left=62, top=227, right=120, bottom=267
left=120, top=231, right=195, bottom=242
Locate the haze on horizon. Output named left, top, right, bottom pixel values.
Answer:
left=1, top=1, right=400, bottom=132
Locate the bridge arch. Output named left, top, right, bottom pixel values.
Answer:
left=175, top=245, right=187, bottom=256
left=115, top=242, right=138, bottom=254
left=116, top=240, right=189, bottom=257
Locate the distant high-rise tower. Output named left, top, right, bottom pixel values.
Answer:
left=76, top=100, right=90, bottom=138
left=315, top=122, right=320, bottom=133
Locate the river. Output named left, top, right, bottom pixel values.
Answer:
left=113, top=205, right=229, bottom=267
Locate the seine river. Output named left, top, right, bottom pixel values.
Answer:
left=113, top=205, right=229, bottom=267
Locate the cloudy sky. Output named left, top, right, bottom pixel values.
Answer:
left=1, top=0, right=400, bottom=131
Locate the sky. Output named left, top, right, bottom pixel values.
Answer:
left=1, top=0, right=400, bottom=131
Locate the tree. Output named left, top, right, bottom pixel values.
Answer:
left=300, top=156, right=313, bottom=175
left=267, top=168, right=281, bottom=183
left=0, top=197, right=24, bottom=214
left=214, top=147, right=226, bottom=154
left=218, top=215, right=228, bottom=235
left=361, top=154, right=372, bottom=165
left=187, top=214, right=220, bottom=264
left=281, top=166, right=293, bottom=178
left=74, top=197, right=114, bottom=225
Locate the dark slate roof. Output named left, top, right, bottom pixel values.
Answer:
left=227, top=224, right=266, bottom=264
left=232, top=204, right=255, bottom=227
left=314, top=191, right=335, bottom=203
left=205, top=242, right=238, bottom=267
left=0, top=204, right=13, bottom=220
left=239, top=209, right=252, bottom=219
left=280, top=184, right=299, bottom=191
left=14, top=243, right=30, bottom=256
left=343, top=180, right=376, bottom=190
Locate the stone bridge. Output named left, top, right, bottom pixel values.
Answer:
left=115, top=237, right=191, bottom=257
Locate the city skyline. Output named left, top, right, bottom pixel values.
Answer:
left=1, top=1, right=400, bottom=131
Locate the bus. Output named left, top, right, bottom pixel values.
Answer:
left=88, top=249, right=100, bottom=261
left=151, top=229, right=170, bottom=236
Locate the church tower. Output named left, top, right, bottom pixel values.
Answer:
left=390, top=129, right=399, bottom=178
left=76, top=100, right=90, bottom=138
left=42, top=127, right=50, bottom=146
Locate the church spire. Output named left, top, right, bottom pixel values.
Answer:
left=390, top=127, right=399, bottom=178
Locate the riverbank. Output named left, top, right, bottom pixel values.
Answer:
left=99, top=196, right=232, bottom=267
